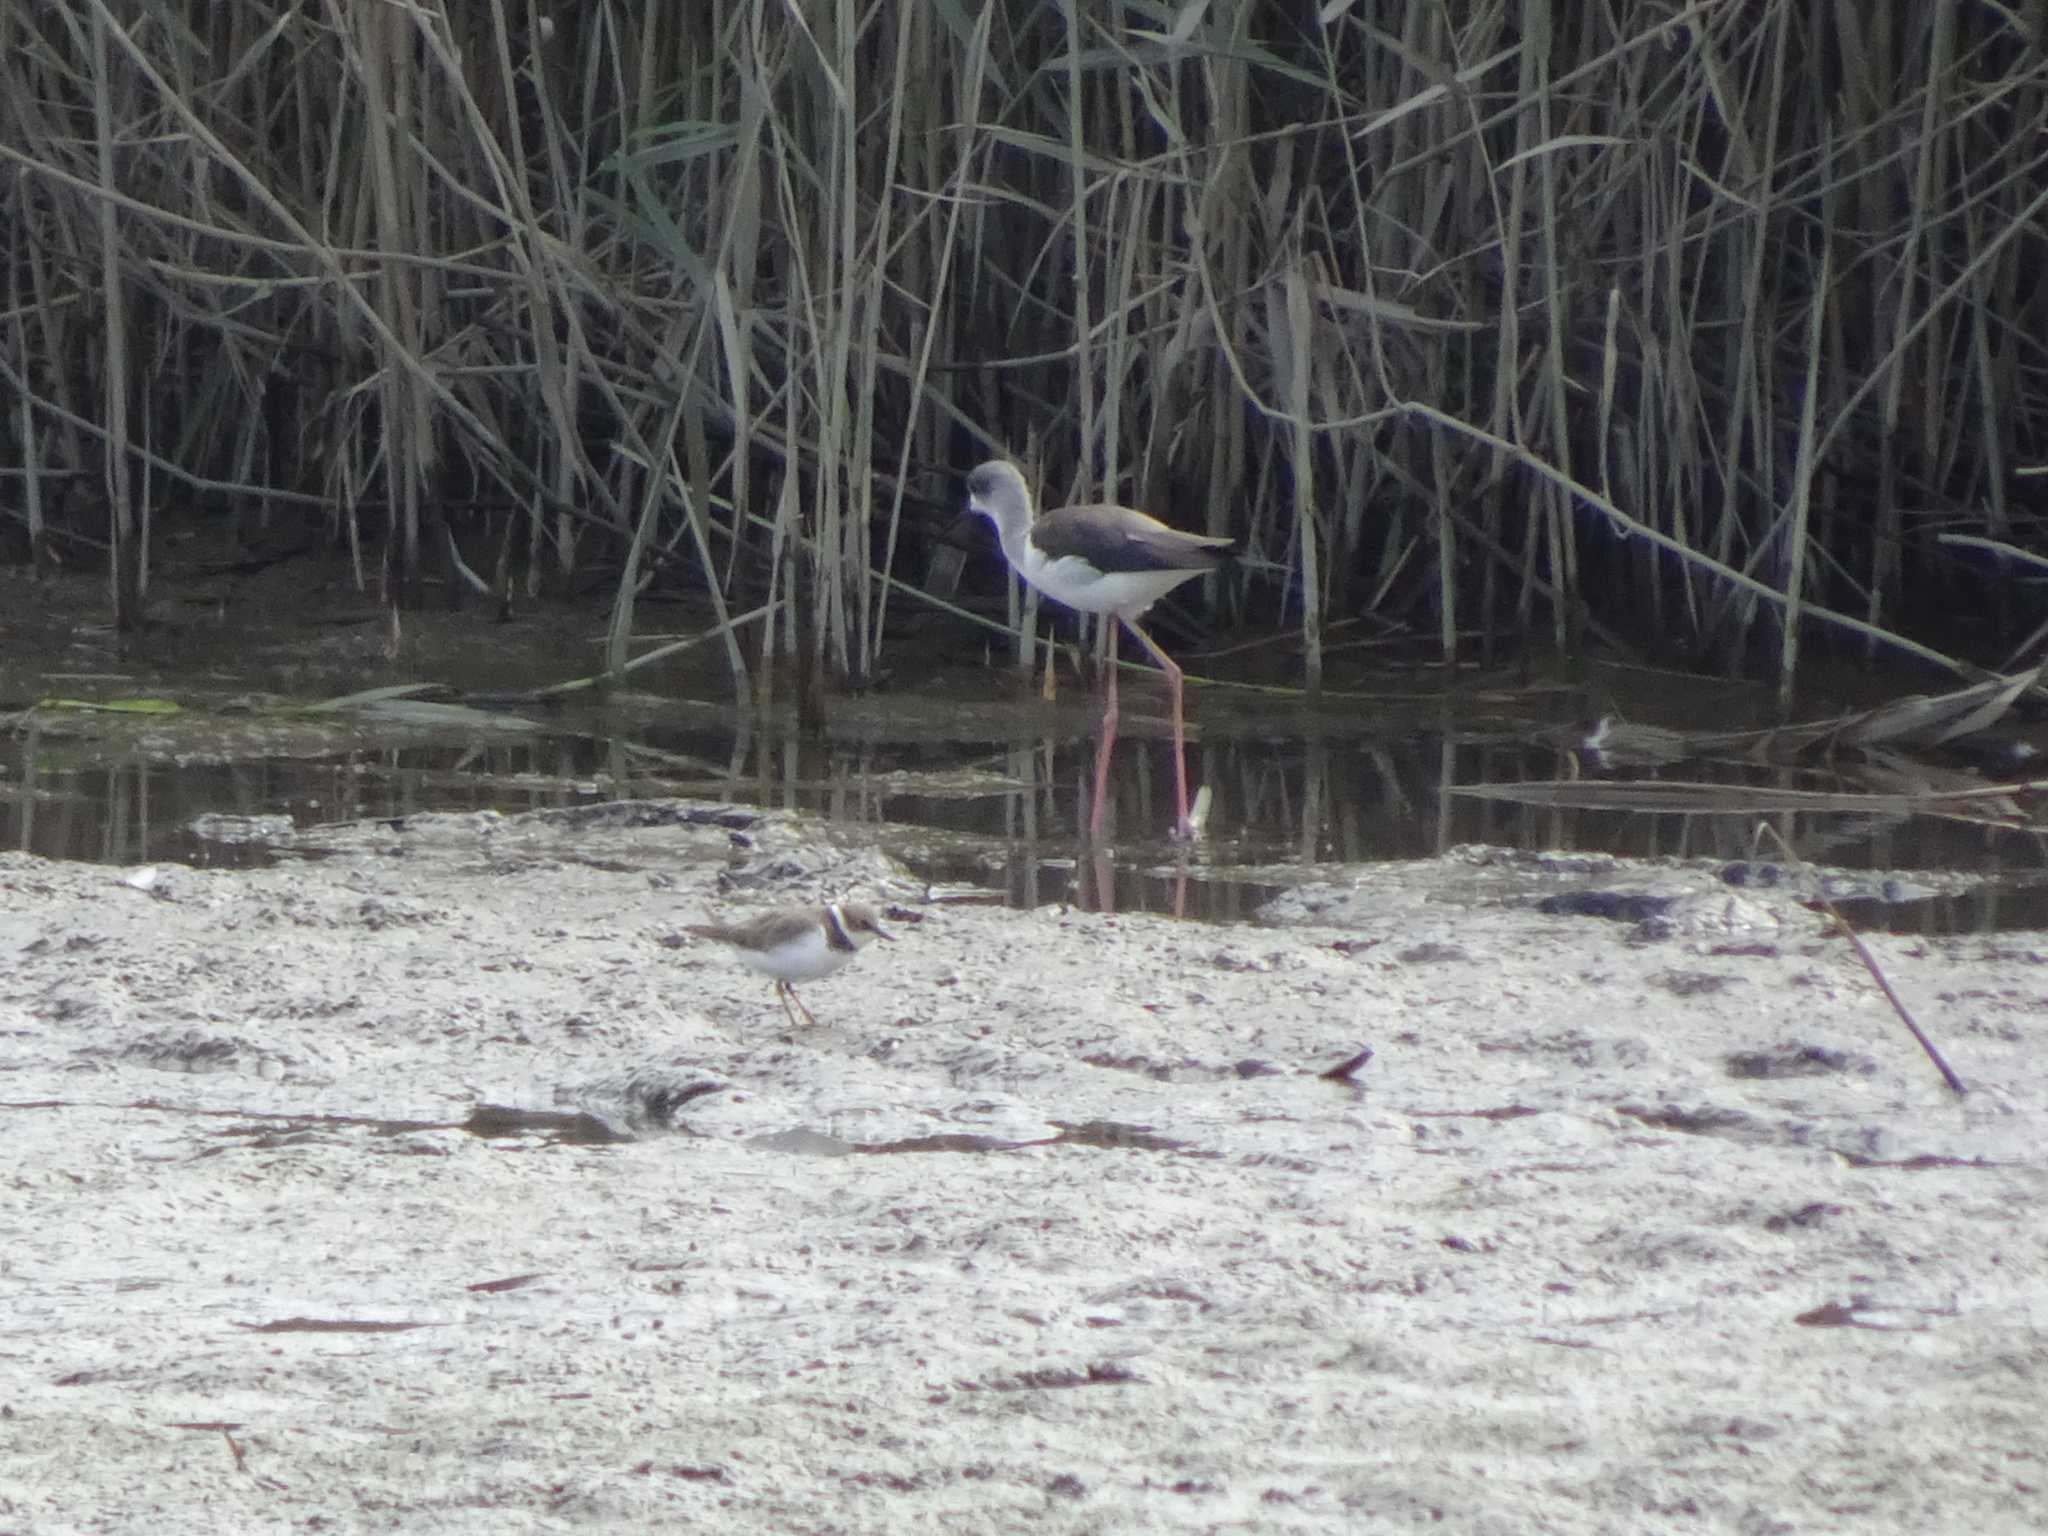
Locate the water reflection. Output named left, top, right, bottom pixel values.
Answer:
left=4, top=690, right=2043, bottom=931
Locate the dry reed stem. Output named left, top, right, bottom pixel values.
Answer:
left=1, top=1, right=2043, bottom=690
left=1751, top=821, right=1967, bottom=1098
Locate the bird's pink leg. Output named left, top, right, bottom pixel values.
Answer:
left=777, top=981, right=818, bottom=1030
left=1089, top=620, right=1120, bottom=839
left=1124, top=619, right=1193, bottom=840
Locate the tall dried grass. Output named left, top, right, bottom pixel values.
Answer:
left=2, top=1, right=2043, bottom=700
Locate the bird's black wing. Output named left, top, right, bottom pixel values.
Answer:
left=1035, top=504, right=1233, bottom=574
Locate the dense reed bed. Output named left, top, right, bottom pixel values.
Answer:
left=2, top=1, right=2044, bottom=699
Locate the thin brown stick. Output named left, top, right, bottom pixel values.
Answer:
left=1752, top=822, right=1965, bottom=1097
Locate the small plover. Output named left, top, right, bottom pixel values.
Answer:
left=683, top=901, right=894, bottom=1028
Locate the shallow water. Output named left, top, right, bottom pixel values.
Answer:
left=7, top=678, right=2045, bottom=931
left=3, top=573, right=2044, bottom=929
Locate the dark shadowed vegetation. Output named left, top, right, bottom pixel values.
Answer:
left=3, top=0, right=2046, bottom=705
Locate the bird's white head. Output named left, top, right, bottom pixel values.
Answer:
left=965, top=460, right=1036, bottom=554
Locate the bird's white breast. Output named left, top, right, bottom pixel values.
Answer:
left=1017, top=545, right=1202, bottom=618
left=737, top=924, right=854, bottom=982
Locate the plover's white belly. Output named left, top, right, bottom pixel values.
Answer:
left=736, top=926, right=852, bottom=982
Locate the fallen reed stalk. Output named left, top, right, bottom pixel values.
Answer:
left=1752, top=823, right=1967, bottom=1098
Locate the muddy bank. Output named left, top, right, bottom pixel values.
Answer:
left=3, top=804, right=2044, bottom=1533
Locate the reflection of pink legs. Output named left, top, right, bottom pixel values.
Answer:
left=1084, top=618, right=1196, bottom=842
left=1081, top=839, right=1116, bottom=915
left=1123, top=619, right=1194, bottom=842
left=1088, top=622, right=1120, bottom=839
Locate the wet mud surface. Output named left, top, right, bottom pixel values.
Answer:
left=3, top=806, right=2045, bottom=1532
